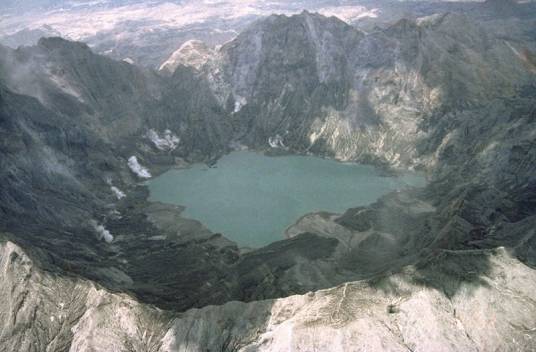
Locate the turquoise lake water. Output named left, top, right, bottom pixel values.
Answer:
left=148, top=151, right=426, bottom=248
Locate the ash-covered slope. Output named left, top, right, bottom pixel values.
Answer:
left=159, top=40, right=216, bottom=75
left=0, top=9, right=535, bottom=352
left=2, top=236, right=536, bottom=351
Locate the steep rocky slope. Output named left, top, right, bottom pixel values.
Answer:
left=0, top=38, right=238, bottom=312
left=159, top=40, right=216, bottom=75
left=0, top=8, right=535, bottom=352
left=201, top=11, right=530, bottom=168
left=2, top=236, right=536, bottom=352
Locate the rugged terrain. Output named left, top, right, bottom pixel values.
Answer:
left=2, top=0, right=535, bottom=68
left=0, top=4, right=535, bottom=352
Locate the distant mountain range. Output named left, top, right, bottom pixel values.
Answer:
left=1, top=0, right=534, bottom=68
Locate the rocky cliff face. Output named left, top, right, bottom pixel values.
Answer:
left=201, top=11, right=530, bottom=168
left=0, top=8, right=535, bottom=352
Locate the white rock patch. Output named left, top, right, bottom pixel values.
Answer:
left=92, top=223, right=114, bottom=243
left=146, top=129, right=180, bottom=151
left=233, top=95, right=247, bottom=113
left=229, top=141, right=248, bottom=151
left=110, top=186, right=126, bottom=200
left=268, top=134, right=286, bottom=149
left=128, top=156, right=151, bottom=178
left=159, top=40, right=214, bottom=73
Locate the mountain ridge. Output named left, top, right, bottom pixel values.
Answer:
left=0, top=8, right=535, bottom=351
